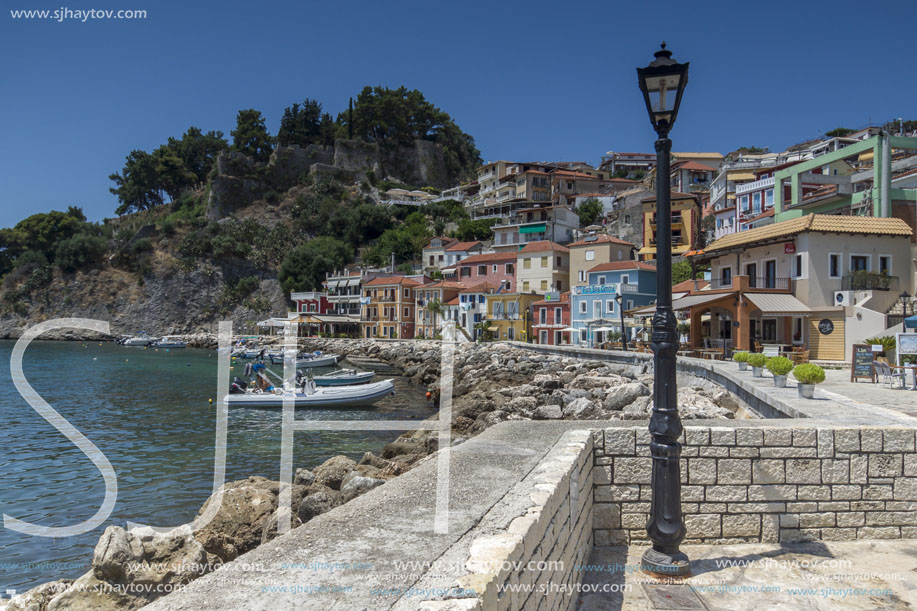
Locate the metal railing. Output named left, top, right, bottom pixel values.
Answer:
left=842, top=272, right=899, bottom=291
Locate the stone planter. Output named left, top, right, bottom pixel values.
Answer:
left=738, top=362, right=748, bottom=371
left=773, top=374, right=787, bottom=388
left=797, top=384, right=816, bottom=399
left=752, top=366, right=763, bottom=378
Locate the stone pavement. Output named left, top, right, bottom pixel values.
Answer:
left=578, top=541, right=917, bottom=610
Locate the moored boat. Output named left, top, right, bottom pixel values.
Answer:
left=122, top=333, right=157, bottom=346
left=312, top=369, right=375, bottom=386
left=153, top=336, right=187, bottom=348
left=225, top=378, right=394, bottom=408
left=268, top=351, right=339, bottom=368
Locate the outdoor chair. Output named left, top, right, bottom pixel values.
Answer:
left=762, top=345, right=780, bottom=358
left=874, top=362, right=905, bottom=389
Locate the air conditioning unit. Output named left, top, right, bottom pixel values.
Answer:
left=834, top=291, right=853, bottom=307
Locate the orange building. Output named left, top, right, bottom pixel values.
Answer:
left=360, top=276, right=424, bottom=339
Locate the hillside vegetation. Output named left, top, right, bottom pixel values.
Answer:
left=0, top=86, right=486, bottom=337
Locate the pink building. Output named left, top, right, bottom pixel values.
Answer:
left=532, top=292, right=571, bottom=345
left=445, top=252, right=517, bottom=292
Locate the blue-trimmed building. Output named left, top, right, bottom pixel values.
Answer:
left=571, top=261, right=657, bottom=346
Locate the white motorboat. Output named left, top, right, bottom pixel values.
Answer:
left=123, top=333, right=157, bottom=346
left=225, top=378, right=394, bottom=408
left=268, top=351, right=339, bottom=368
left=153, top=336, right=187, bottom=348
left=312, top=369, right=375, bottom=386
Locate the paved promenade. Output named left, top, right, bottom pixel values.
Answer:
left=579, top=540, right=917, bottom=610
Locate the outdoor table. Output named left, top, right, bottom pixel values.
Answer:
left=889, top=365, right=917, bottom=390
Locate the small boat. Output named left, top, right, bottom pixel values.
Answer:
left=153, top=336, right=187, bottom=348
left=225, top=371, right=394, bottom=408
left=268, top=351, right=339, bottom=369
left=123, top=333, right=157, bottom=346
left=312, top=369, right=375, bottom=386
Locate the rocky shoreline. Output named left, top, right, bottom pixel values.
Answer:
left=2, top=339, right=747, bottom=611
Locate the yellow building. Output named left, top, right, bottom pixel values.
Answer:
left=485, top=292, right=542, bottom=342
left=638, top=192, right=700, bottom=260
left=516, top=240, right=570, bottom=293
left=360, top=276, right=423, bottom=339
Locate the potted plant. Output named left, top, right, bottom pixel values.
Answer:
left=747, top=353, right=767, bottom=377
left=793, top=363, right=825, bottom=399
left=733, top=351, right=750, bottom=371
left=766, top=356, right=794, bottom=388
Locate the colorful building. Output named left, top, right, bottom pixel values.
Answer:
left=415, top=280, right=464, bottom=339
left=568, top=232, right=636, bottom=287
left=485, top=292, right=542, bottom=342
left=571, top=261, right=657, bottom=346
left=441, top=281, right=498, bottom=341
left=516, top=241, right=570, bottom=294
left=360, top=276, right=424, bottom=339
left=638, top=192, right=700, bottom=260
left=445, top=251, right=516, bottom=291
left=532, top=292, right=571, bottom=345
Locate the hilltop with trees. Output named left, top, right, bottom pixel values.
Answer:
left=0, top=86, right=485, bottom=336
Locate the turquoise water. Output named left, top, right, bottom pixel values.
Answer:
left=0, top=340, right=433, bottom=594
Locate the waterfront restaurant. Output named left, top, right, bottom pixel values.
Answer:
left=571, top=261, right=657, bottom=346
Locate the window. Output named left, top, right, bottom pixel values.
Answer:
left=829, top=253, right=841, bottom=278
left=404, top=307, right=410, bottom=318
left=850, top=255, right=870, bottom=272
left=752, top=192, right=761, bottom=214
left=523, top=258, right=531, bottom=269
left=429, top=256, right=434, bottom=265
left=580, top=329, right=587, bottom=342
left=554, top=307, right=562, bottom=323
left=404, top=288, right=410, bottom=298
left=556, top=256, right=562, bottom=267
left=585, top=250, right=595, bottom=261
left=621, top=274, right=630, bottom=285
left=541, top=256, right=548, bottom=268
left=578, top=270, right=585, bottom=282
left=617, top=250, right=624, bottom=260
left=626, top=299, right=633, bottom=310
left=879, top=255, right=891, bottom=275
left=606, top=299, right=615, bottom=314
left=763, top=260, right=777, bottom=288
left=765, top=189, right=774, bottom=207
left=540, top=280, right=548, bottom=291
left=739, top=195, right=749, bottom=211
left=794, top=254, right=803, bottom=278
left=460, top=267, right=471, bottom=277
left=593, top=300, right=602, bottom=319
left=720, top=266, right=732, bottom=287
left=624, top=214, right=631, bottom=224
left=505, top=263, right=514, bottom=275
left=557, top=280, right=563, bottom=291
left=762, top=319, right=777, bottom=342
left=539, top=308, right=547, bottom=324
left=598, top=275, right=606, bottom=285
left=493, top=302, right=504, bottom=318
left=579, top=300, right=587, bottom=314
left=522, top=281, right=530, bottom=292
left=478, top=265, right=487, bottom=276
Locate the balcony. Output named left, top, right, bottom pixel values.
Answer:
left=735, top=176, right=775, bottom=195
left=842, top=272, right=899, bottom=292
left=619, top=283, right=639, bottom=294
left=707, top=276, right=793, bottom=292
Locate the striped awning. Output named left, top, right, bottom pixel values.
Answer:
left=728, top=172, right=756, bottom=181
left=745, top=293, right=812, bottom=316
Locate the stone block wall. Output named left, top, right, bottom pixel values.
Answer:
left=593, top=425, right=917, bottom=545
left=457, top=430, right=594, bottom=611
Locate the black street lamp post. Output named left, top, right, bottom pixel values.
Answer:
left=636, top=42, right=691, bottom=577
left=615, top=292, right=628, bottom=351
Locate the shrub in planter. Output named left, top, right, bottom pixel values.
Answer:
left=766, top=356, right=794, bottom=388
left=747, top=353, right=767, bottom=377
left=733, top=351, right=750, bottom=371
left=793, top=363, right=825, bottom=399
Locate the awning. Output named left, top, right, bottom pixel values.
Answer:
left=519, top=224, right=547, bottom=234
left=728, top=171, right=756, bottom=181
left=487, top=326, right=499, bottom=331
left=745, top=293, right=813, bottom=316
left=325, top=280, right=341, bottom=289
left=346, top=278, right=361, bottom=287
left=857, top=151, right=874, bottom=162
left=313, top=315, right=361, bottom=324
left=726, top=193, right=736, bottom=200
left=632, top=293, right=728, bottom=316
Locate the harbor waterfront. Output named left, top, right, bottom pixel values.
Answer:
left=0, top=339, right=432, bottom=594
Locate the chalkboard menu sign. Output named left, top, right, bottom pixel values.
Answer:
left=850, top=344, right=875, bottom=382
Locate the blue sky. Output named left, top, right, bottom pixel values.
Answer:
left=2, top=0, right=915, bottom=228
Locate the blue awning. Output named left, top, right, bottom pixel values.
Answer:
left=904, top=315, right=917, bottom=329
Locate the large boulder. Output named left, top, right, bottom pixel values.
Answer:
left=297, top=485, right=341, bottom=522
left=47, top=572, right=144, bottom=611
left=5, top=580, right=73, bottom=611
left=603, top=382, right=651, bottom=411
left=193, top=476, right=307, bottom=560
left=340, top=476, right=385, bottom=502
left=313, top=455, right=357, bottom=490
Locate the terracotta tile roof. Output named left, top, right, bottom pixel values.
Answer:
left=456, top=252, right=517, bottom=265
left=421, top=280, right=467, bottom=290
left=568, top=234, right=635, bottom=248
left=518, top=240, right=570, bottom=254
left=458, top=281, right=499, bottom=293
left=364, top=276, right=423, bottom=287
left=533, top=291, right=570, bottom=306
left=424, top=236, right=457, bottom=249
left=552, top=170, right=596, bottom=179
left=607, top=178, right=639, bottom=183
left=746, top=208, right=775, bottom=223
left=445, top=296, right=460, bottom=305
left=672, top=279, right=710, bottom=294
left=674, top=160, right=717, bottom=171
left=587, top=261, right=657, bottom=273
left=672, top=152, right=724, bottom=159
left=445, top=241, right=481, bottom=252
left=703, top=214, right=913, bottom=254
left=641, top=192, right=698, bottom=203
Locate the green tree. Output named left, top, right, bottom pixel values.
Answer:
left=6, top=210, right=86, bottom=261
left=455, top=217, right=495, bottom=241
left=279, top=237, right=353, bottom=293
left=277, top=99, right=324, bottom=147
left=672, top=260, right=693, bottom=285
left=825, top=127, right=855, bottom=138
left=152, top=146, right=196, bottom=202
left=577, top=198, right=604, bottom=227
left=365, top=211, right=431, bottom=267
left=55, top=234, right=108, bottom=272
left=110, top=150, right=164, bottom=215
left=231, top=109, right=274, bottom=163
left=167, top=127, right=227, bottom=186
